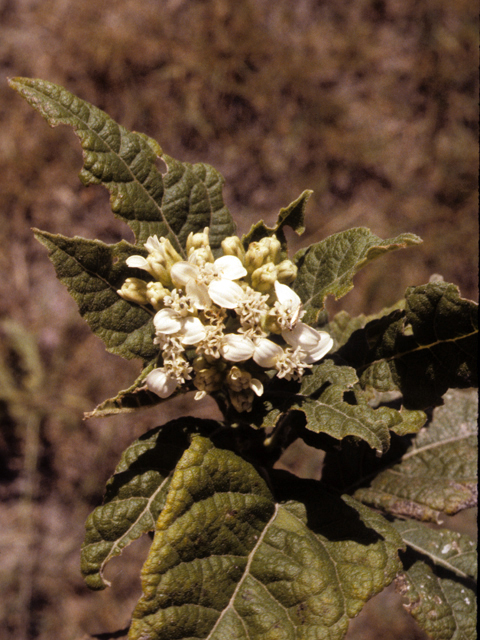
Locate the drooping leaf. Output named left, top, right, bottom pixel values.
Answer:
left=129, top=436, right=403, bottom=640
left=339, top=282, right=478, bottom=409
left=9, top=77, right=235, bottom=253
left=292, top=228, right=422, bottom=324
left=393, top=520, right=477, bottom=581
left=34, top=231, right=157, bottom=361
left=242, top=189, right=311, bottom=255
left=81, top=418, right=220, bottom=590
left=396, top=561, right=477, bottom=640
left=354, top=390, right=478, bottom=522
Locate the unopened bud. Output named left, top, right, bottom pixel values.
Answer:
left=117, top=278, right=149, bottom=305
left=275, top=259, right=297, bottom=284
left=244, top=241, right=271, bottom=272
left=229, top=388, right=255, bottom=413
left=159, top=237, right=183, bottom=268
left=226, top=366, right=251, bottom=392
left=146, top=282, right=169, bottom=310
left=146, top=257, right=173, bottom=287
left=187, top=227, right=210, bottom=255
left=193, top=367, right=223, bottom=393
left=189, top=246, right=214, bottom=265
left=251, top=263, right=277, bottom=292
left=221, top=236, right=245, bottom=262
left=258, top=236, right=281, bottom=264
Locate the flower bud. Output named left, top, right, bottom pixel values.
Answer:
left=117, top=278, right=149, bottom=305
left=258, top=236, right=281, bottom=264
left=221, top=236, right=245, bottom=262
left=275, top=259, right=297, bottom=284
left=228, top=388, right=255, bottom=413
left=146, top=257, right=173, bottom=287
left=189, top=246, right=214, bottom=266
left=193, top=367, right=223, bottom=393
left=146, top=281, right=169, bottom=310
left=187, top=227, right=210, bottom=255
left=226, top=365, right=251, bottom=392
left=244, top=241, right=271, bottom=272
left=251, top=262, right=277, bottom=292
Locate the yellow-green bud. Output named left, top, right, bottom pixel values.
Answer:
left=275, top=259, right=297, bottom=284
left=258, top=236, right=281, bottom=264
left=190, top=246, right=214, bottom=265
left=251, top=262, right=277, bottom=292
left=146, top=257, right=173, bottom=287
left=117, top=278, right=149, bottom=305
left=160, top=237, right=183, bottom=268
left=226, top=366, right=252, bottom=392
left=221, top=236, right=245, bottom=262
left=244, top=241, right=271, bottom=272
left=193, top=367, right=223, bottom=393
left=262, top=312, right=282, bottom=335
left=187, top=227, right=210, bottom=255
left=146, top=281, right=169, bottom=310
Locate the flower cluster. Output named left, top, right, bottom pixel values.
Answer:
left=118, top=229, right=333, bottom=412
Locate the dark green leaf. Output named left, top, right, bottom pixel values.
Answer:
left=34, top=231, right=156, bottom=361
left=129, top=437, right=403, bottom=639
left=354, top=390, right=478, bottom=522
left=339, top=282, right=478, bottom=409
left=293, top=228, right=422, bottom=325
left=81, top=418, right=220, bottom=590
left=9, top=77, right=235, bottom=253
left=393, top=520, right=477, bottom=581
left=397, top=561, right=476, bottom=640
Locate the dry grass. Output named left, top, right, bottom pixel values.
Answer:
left=0, top=0, right=477, bottom=638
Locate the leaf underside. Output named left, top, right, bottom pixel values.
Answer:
left=129, top=436, right=403, bottom=640
left=355, top=389, right=478, bottom=523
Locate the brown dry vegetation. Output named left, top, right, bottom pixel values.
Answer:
left=0, top=0, right=477, bottom=638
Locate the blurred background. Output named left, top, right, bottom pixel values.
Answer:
left=0, top=0, right=477, bottom=638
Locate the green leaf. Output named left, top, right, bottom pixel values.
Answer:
left=293, top=228, right=422, bottom=325
left=242, top=189, right=311, bottom=252
left=34, top=231, right=157, bottom=361
left=129, top=437, right=403, bottom=640
left=81, top=418, right=220, bottom=590
left=339, top=282, right=478, bottom=409
left=9, top=77, right=235, bottom=253
left=354, top=390, right=478, bottom=522
left=393, top=520, right=477, bottom=581
left=397, top=561, right=477, bottom=640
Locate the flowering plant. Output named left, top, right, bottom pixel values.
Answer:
left=10, top=78, right=477, bottom=640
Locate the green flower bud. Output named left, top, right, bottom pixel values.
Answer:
left=251, top=262, right=277, bottom=292
left=190, top=246, right=214, bottom=265
left=187, top=227, right=210, bottom=255
left=193, top=367, right=223, bottom=393
left=258, top=236, right=281, bottom=264
left=117, top=278, right=149, bottom=305
left=146, top=281, right=169, bottom=310
left=244, top=241, right=271, bottom=272
left=221, top=236, right=245, bottom=262
left=275, top=259, right=297, bottom=284
left=146, top=257, right=173, bottom=287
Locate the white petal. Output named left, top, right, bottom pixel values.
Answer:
left=250, top=378, right=264, bottom=396
left=214, top=255, right=247, bottom=280
left=146, top=368, right=178, bottom=398
left=180, top=317, right=206, bottom=345
left=208, top=279, right=244, bottom=309
left=282, top=323, right=333, bottom=363
left=144, top=235, right=163, bottom=255
left=186, top=280, right=211, bottom=309
left=170, top=261, right=199, bottom=288
left=274, top=280, right=302, bottom=309
left=154, top=308, right=182, bottom=334
left=220, top=334, right=255, bottom=362
left=252, top=338, right=284, bottom=368
left=126, top=255, right=150, bottom=270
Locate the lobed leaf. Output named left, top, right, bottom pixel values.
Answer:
left=81, top=418, right=220, bottom=590
left=129, top=436, right=403, bottom=640
left=393, top=520, right=477, bottom=581
left=9, top=77, right=235, bottom=254
left=34, top=231, right=157, bottom=361
left=339, top=282, right=478, bottom=409
left=292, top=228, right=421, bottom=325
left=396, top=561, right=477, bottom=640
left=354, top=390, right=478, bottom=522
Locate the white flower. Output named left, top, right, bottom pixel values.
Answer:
left=154, top=308, right=206, bottom=345
left=282, top=322, right=333, bottom=363
left=272, top=281, right=304, bottom=330
left=146, top=368, right=178, bottom=398
left=219, top=333, right=255, bottom=362
left=171, top=255, right=247, bottom=309
left=126, top=235, right=182, bottom=285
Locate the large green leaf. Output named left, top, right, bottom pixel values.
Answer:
left=81, top=418, right=220, bottom=590
left=129, top=436, right=403, bottom=640
left=354, top=390, right=478, bottom=522
left=293, top=228, right=422, bottom=325
left=9, top=77, right=235, bottom=254
left=339, top=282, right=478, bottom=409
left=393, top=520, right=477, bottom=581
left=397, top=561, right=477, bottom=640
left=34, top=231, right=157, bottom=361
